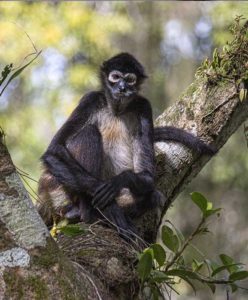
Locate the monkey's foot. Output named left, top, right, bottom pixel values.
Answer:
left=64, top=204, right=81, bottom=220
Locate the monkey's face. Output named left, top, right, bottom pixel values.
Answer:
left=100, top=53, right=147, bottom=113
left=107, top=70, right=137, bottom=100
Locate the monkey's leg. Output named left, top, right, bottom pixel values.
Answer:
left=37, top=170, right=71, bottom=226
left=37, top=124, right=104, bottom=225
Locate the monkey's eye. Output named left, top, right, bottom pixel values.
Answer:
left=125, top=73, right=137, bottom=85
left=108, top=71, right=122, bottom=83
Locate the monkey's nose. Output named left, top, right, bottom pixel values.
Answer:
left=118, top=81, right=126, bottom=92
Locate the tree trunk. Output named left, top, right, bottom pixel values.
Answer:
left=1, top=22, right=247, bottom=300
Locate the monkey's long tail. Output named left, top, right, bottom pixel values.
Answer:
left=154, top=126, right=216, bottom=155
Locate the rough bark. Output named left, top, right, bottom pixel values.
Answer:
left=1, top=22, right=248, bottom=300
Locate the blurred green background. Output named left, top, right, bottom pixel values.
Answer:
left=0, top=2, right=247, bottom=299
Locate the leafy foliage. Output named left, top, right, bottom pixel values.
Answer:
left=50, top=219, right=86, bottom=238
left=0, top=64, right=13, bottom=86
left=196, top=16, right=248, bottom=102
left=137, top=192, right=248, bottom=299
left=0, top=50, right=41, bottom=96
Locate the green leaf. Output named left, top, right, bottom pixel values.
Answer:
left=230, top=283, right=238, bottom=293
left=0, top=50, right=42, bottom=96
left=151, top=285, right=160, bottom=300
left=165, top=220, right=185, bottom=244
left=219, top=254, right=241, bottom=274
left=206, top=202, right=213, bottom=210
left=151, top=270, right=170, bottom=283
left=59, top=224, right=85, bottom=237
left=150, top=244, right=166, bottom=267
left=211, top=264, right=243, bottom=277
left=229, top=271, right=248, bottom=281
left=177, top=256, right=185, bottom=266
left=191, top=192, right=208, bottom=213
left=161, top=225, right=179, bottom=253
left=0, top=64, right=13, bottom=86
left=192, top=259, right=204, bottom=272
left=239, top=88, right=247, bottom=102
left=166, top=269, right=201, bottom=281
left=191, top=192, right=221, bottom=218
left=204, top=208, right=222, bottom=218
left=137, top=249, right=153, bottom=282
left=220, top=253, right=234, bottom=265
left=204, top=259, right=220, bottom=274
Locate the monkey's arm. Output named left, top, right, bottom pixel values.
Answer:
left=42, top=145, right=101, bottom=195
left=42, top=92, right=103, bottom=196
left=92, top=98, right=155, bottom=209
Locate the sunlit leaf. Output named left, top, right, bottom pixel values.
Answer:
left=192, top=259, right=204, bottom=272
left=59, top=224, right=85, bottom=237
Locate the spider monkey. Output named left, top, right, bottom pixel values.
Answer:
left=37, top=53, right=215, bottom=237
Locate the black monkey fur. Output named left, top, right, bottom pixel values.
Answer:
left=37, top=53, right=215, bottom=238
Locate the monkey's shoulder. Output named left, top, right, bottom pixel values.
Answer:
left=129, top=95, right=153, bottom=117
left=75, top=91, right=106, bottom=113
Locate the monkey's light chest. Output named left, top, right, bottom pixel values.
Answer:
left=96, top=110, right=134, bottom=178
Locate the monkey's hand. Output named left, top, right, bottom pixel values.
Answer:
left=92, top=177, right=123, bottom=210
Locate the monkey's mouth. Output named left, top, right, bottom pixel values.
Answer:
left=113, top=90, right=133, bottom=99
